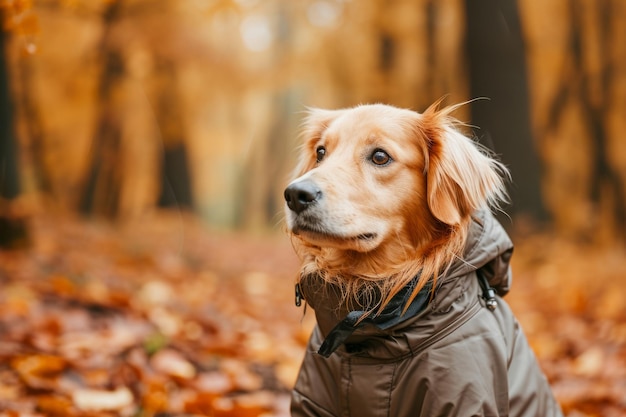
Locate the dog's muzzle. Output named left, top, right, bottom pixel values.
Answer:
left=284, top=180, right=322, bottom=214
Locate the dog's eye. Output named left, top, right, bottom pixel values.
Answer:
left=371, top=149, right=391, bottom=166
left=316, top=146, right=326, bottom=163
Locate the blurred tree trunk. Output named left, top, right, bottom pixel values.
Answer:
left=520, top=0, right=626, bottom=241
left=583, top=0, right=626, bottom=240
left=240, top=3, right=293, bottom=230
left=0, top=26, right=29, bottom=248
left=240, top=91, right=292, bottom=230
left=544, top=0, right=624, bottom=239
left=464, top=0, right=548, bottom=223
left=79, top=1, right=125, bottom=218
left=154, top=57, right=193, bottom=209
left=16, top=52, right=50, bottom=195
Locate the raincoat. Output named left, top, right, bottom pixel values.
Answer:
left=291, top=210, right=563, bottom=417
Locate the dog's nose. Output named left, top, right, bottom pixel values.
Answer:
left=284, top=180, right=322, bottom=214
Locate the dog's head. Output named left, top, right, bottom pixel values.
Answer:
left=284, top=102, right=507, bottom=308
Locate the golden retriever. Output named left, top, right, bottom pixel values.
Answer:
left=284, top=102, right=507, bottom=313
left=283, top=102, right=565, bottom=417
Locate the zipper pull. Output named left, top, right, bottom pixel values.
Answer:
left=484, top=287, right=498, bottom=311
left=477, top=272, right=498, bottom=311
left=295, top=282, right=303, bottom=307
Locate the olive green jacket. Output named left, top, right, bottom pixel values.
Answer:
left=291, top=210, right=563, bottom=417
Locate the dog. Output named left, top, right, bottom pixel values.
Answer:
left=284, top=102, right=562, bottom=417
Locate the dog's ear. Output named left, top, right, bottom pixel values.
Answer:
left=418, top=104, right=508, bottom=225
left=292, top=108, right=345, bottom=177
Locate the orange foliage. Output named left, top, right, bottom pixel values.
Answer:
left=0, top=212, right=306, bottom=416
left=0, top=213, right=625, bottom=416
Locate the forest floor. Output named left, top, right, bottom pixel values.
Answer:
left=0, top=211, right=625, bottom=417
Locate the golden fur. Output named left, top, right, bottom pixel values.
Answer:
left=284, top=101, right=508, bottom=314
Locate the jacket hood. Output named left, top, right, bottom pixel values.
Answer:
left=446, top=209, right=513, bottom=294
left=298, top=209, right=514, bottom=356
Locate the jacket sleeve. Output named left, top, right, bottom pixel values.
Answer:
left=290, top=326, right=342, bottom=417
left=291, top=390, right=336, bottom=417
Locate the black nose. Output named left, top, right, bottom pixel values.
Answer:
left=284, top=180, right=322, bottom=214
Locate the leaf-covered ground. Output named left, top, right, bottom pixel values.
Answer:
left=0, top=212, right=625, bottom=416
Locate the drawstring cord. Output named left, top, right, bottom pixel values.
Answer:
left=477, top=272, right=498, bottom=311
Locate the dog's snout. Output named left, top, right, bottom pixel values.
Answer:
left=284, top=180, right=322, bottom=214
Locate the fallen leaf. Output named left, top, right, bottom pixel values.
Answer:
left=220, top=359, right=262, bottom=391
left=11, top=354, right=66, bottom=390
left=141, top=378, right=169, bottom=414
left=148, top=307, right=182, bottom=336
left=194, top=371, right=233, bottom=394
left=573, top=347, right=605, bottom=377
left=150, top=348, right=196, bottom=380
left=184, top=391, right=218, bottom=415
left=72, top=386, right=134, bottom=411
left=36, top=395, right=74, bottom=417
left=138, top=281, right=174, bottom=307
left=212, top=392, right=274, bottom=417
left=0, top=381, right=21, bottom=400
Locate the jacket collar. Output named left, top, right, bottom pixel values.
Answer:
left=298, top=275, right=432, bottom=357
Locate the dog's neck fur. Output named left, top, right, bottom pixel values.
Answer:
left=292, top=216, right=470, bottom=314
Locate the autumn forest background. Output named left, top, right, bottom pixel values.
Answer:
left=0, top=0, right=625, bottom=416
